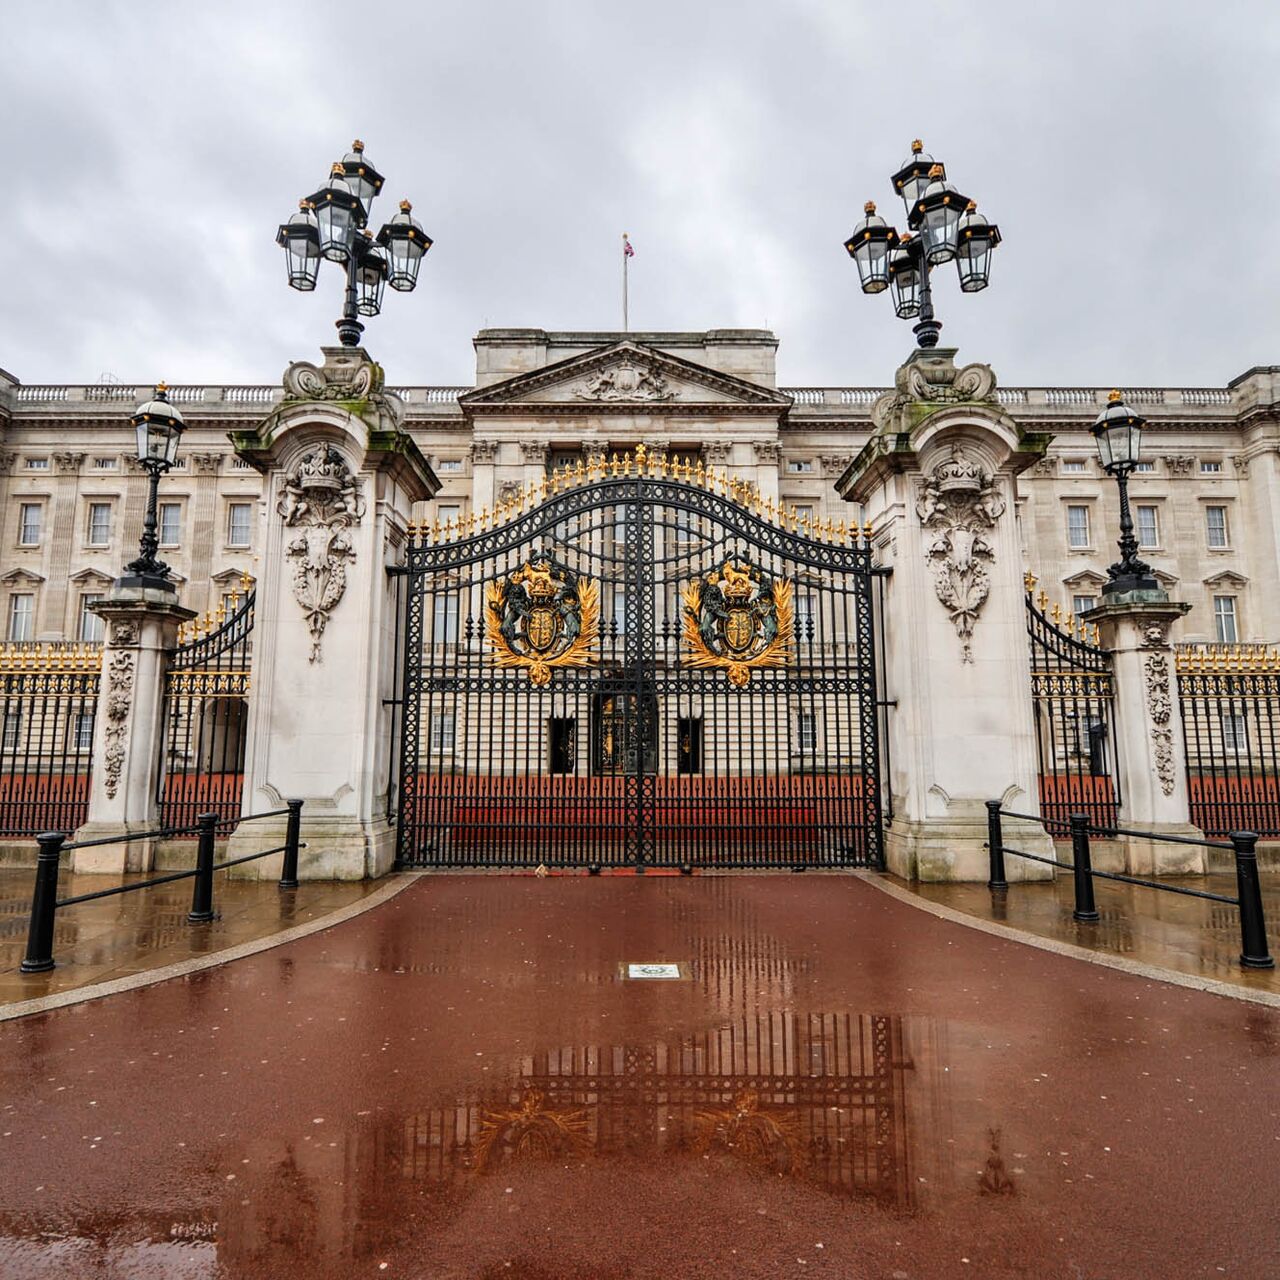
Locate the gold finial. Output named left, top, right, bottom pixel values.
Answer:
left=965, top=200, right=976, bottom=212
left=1024, top=571, right=1037, bottom=593
left=863, top=520, right=874, bottom=541
left=574, top=458, right=585, bottom=481
left=927, top=164, right=943, bottom=179
left=911, top=139, right=923, bottom=154
left=635, top=442, right=647, bottom=468
left=352, top=138, right=364, bottom=152
left=1036, top=589, right=1049, bottom=611
left=330, top=162, right=344, bottom=176
left=155, top=380, right=168, bottom=393
left=1050, top=602, right=1062, bottom=625
left=1108, top=389, right=1123, bottom=403
left=399, top=198, right=413, bottom=213
left=864, top=200, right=876, bottom=215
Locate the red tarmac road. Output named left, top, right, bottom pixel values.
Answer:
left=1, top=875, right=1277, bottom=1279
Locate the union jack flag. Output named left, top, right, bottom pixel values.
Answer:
left=623, top=235, right=635, bottom=258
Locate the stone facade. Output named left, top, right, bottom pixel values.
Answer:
left=2, top=334, right=1278, bottom=647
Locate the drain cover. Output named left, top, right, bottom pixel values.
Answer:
left=626, top=963, right=682, bottom=980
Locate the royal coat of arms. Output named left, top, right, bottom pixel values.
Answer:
left=486, top=555, right=599, bottom=685
left=682, top=559, right=793, bottom=687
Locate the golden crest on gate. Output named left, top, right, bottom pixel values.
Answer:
left=486, top=555, right=598, bottom=685
left=682, top=559, right=793, bottom=688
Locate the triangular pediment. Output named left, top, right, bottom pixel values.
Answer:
left=1061, top=569, right=1108, bottom=591
left=1203, top=570, right=1248, bottom=589
left=1, top=568, right=45, bottom=586
left=68, top=567, right=115, bottom=587
left=460, top=341, right=790, bottom=414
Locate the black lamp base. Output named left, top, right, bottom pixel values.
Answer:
left=115, top=572, right=178, bottom=595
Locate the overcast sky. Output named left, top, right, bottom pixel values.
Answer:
left=3, top=1, right=1279, bottom=390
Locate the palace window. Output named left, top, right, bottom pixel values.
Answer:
left=1072, top=595, right=1097, bottom=622
left=18, top=503, right=42, bottom=547
left=70, top=713, right=95, bottom=753
left=796, top=710, right=817, bottom=755
left=548, top=450, right=581, bottom=476
left=437, top=503, right=461, bottom=529
left=432, top=594, right=459, bottom=644
left=436, top=458, right=464, bottom=473
left=796, top=594, right=818, bottom=642
left=227, top=503, right=253, bottom=547
left=787, top=459, right=814, bottom=473
left=158, top=502, right=182, bottom=547
left=92, top=457, right=117, bottom=470
left=429, top=711, right=455, bottom=754
left=1066, top=505, right=1091, bottom=548
left=24, top=458, right=48, bottom=471
left=1205, top=505, right=1229, bottom=549
left=1061, top=459, right=1087, bottom=474
left=2, top=710, right=21, bottom=753
left=793, top=504, right=815, bottom=530
left=1221, top=712, right=1248, bottom=754
left=1200, top=460, right=1222, bottom=474
left=79, top=594, right=104, bottom=642
left=1132, top=461, right=1156, bottom=473
left=1213, top=595, right=1238, bottom=643
left=1136, top=505, right=1159, bottom=548
left=610, top=590, right=629, bottom=635
left=8, top=594, right=33, bottom=641
left=86, top=502, right=112, bottom=546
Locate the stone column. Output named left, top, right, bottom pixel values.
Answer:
left=226, top=347, right=438, bottom=880
left=838, top=349, right=1055, bottom=881
left=1085, top=598, right=1204, bottom=873
left=74, top=584, right=195, bottom=873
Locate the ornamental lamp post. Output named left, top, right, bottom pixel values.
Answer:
left=1091, top=390, right=1158, bottom=598
left=276, top=140, right=432, bottom=347
left=122, top=383, right=185, bottom=591
left=845, top=140, right=1001, bottom=349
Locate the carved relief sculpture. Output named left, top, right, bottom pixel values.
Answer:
left=574, top=356, right=673, bottom=402
left=102, top=650, right=135, bottom=799
left=916, top=448, right=1006, bottom=662
left=486, top=555, right=598, bottom=686
left=277, top=445, right=365, bottom=663
left=683, top=558, right=793, bottom=688
left=1140, top=624, right=1178, bottom=796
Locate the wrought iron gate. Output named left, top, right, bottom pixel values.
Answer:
left=158, top=579, right=254, bottom=830
left=1026, top=579, right=1118, bottom=832
left=394, top=457, right=885, bottom=870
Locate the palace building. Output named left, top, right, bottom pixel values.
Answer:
left=2, top=328, right=1277, bottom=649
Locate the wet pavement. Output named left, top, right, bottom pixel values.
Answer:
left=1, top=875, right=1278, bottom=1278
left=0, top=869, right=381, bottom=1006
left=906, top=872, right=1280, bottom=999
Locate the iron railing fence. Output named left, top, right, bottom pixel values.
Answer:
left=20, top=801, right=304, bottom=973
left=986, top=802, right=1273, bottom=971
left=1025, top=579, right=1118, bottom=832
left=159, top=581, right=254, bottom=831
left=0, top=643, right=101, bottom=835
left=1177, top=645, right=1280, bottom=837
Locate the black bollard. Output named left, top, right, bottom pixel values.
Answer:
left=986, top=800, right=1008, bottom=891
left=279, top=799, right=302, bottom=890
left=21, top=831, right=65, bottom=973
left=188, top=813, right=219, bottom=923
left=1231, top=831, right=1274, bottom=970
left=1069, top=813, right=1099, bottom=923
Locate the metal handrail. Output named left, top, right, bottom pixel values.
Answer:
left=20, top=801, right=305, bottom=974
left=986, top=800, right=1273, bottom=970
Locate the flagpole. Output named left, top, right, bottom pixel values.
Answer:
left=622, top=232, right=629, bottom=332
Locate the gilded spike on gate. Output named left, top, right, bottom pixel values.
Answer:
left=695, top=459, right=705, bottom=485
left=1036, top=589, right=1049, bottom=611
left=635, top=442, right=647, bottom=470
left=1050, top=602, right=1062, bottom=625
left=1024, top=571, right=1038, bottom=593
left=575, top=459, right=585, bottom=482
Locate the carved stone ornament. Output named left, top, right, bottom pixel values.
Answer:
left=498, top=480, right=521, bottom=504
left=53, top=452, right=85, bottom=475
left=1165, top=455, right=1195, bottom=476
left=109, top=621, right=139, bottom=647
left=519, top=440, right=550, bottom=463
left=277, top=445, right=366, bottom=663
left=682, top=558, right=793, bottom=688
left=820, top=453, right=854, bottom=477
left=705, top=441, right=733, bottom=465
left=1232, top=454, right=1250, bottom=479
left=486, top=555, right=599, bottom=686
left=916, top=448, right=1006, bottom=663
left=1143, top=650, right=1177, bottom=796
left=102, top=650, right=135, bottom=799
left=753, top=441, right=782, bottom=464
left=471, top=439, right=499, bottom=464
left=1138, top=620, right=1173, bottom=650
left=1031, top=455, right=1057, bottom=477
left=189, top=452, right=223, bottom=475
left=277, top=351, right=404, bottom=430
left=871, top=353, right=998, bottom=433
left=574, top=356, right=673, bottom=402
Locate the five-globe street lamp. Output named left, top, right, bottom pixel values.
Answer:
left=1091, top=390, right=1158, bottom=597
left=844, top=140, right=1001, bottom=350
left=276, top=140, right=432, bottom=347
left=121, top=383, right=186, bottom=591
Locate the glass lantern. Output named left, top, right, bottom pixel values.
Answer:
left=843, top=201, right=899, bottom=295
left=1091, top=391, right=1145, bottom=473
left=376, top=199, right=433, bottom=292
left=130, top=384, right=186, bottom=469
left=276, top=201, right=321, bottom=291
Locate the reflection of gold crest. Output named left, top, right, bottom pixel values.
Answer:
left=486, top=556, right=598, bottom=685
left=475, top=1089, right=591, bottom=1171
left=682, top=559, right=792, bottom=687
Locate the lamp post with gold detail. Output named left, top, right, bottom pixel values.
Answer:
left=1091, top=390, right=1159, bottom=599
left=276, top=140, right=433, bottom=347
left=121, top=383, right=186, bottom=591
left=844, top=140, right=1001, bottom=350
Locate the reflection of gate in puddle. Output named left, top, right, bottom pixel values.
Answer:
left=396, top=1013, right=915, bottom=1206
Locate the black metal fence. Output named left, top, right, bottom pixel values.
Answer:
left=1177, top=645, right=1280, bottom=837
left=394, top=455, right=887, bottom=871
left=159, top=584, right=254, bottom=831
left=20, top=800, right=303, bottom=973
left=0, top=643, right=101, bottom=836
left=1025, top=582, right=1118, bottom=832
left=986, top=801, right=1273, bottom=970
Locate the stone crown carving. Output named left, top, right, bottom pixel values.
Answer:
left=871, top=351, right=998, bottom=434
left=278, top=351, right=404, bottom=430
left=917, top=447, right=1006, bottom=663
left=574, top=356, right=674, bottom=402
left=278, top=445, right=366, bottom=663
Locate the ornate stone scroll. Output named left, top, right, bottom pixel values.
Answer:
left=277, top=445, right=365, bottom=663
left=682, top=558, right=793, bottom=688
left=102, top=650, right=135, bottom=799
left=1139, top=621, right=1177, bottom=796
left=486, top=555, right=598, bottom=686
left=916, top=449, right=1006, bottom=663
